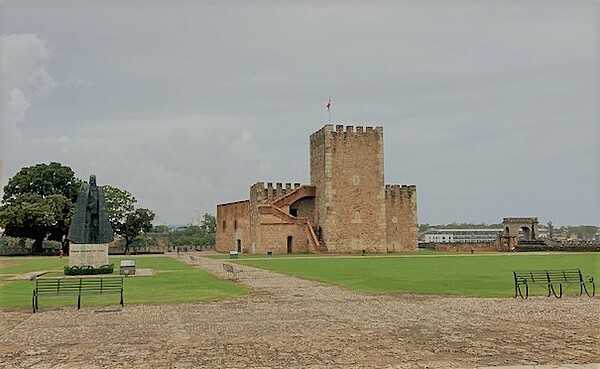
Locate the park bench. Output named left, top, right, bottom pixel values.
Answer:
left=513, top=269, right=595, bottom=299
left=222, top=263, right=241, bottom=281
left=32, top=276, right=124, bottom=313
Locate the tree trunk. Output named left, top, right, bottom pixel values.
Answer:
left=124, top=238, right=130, bottom=255
left=62, top=239, right=70, bottom=256
left=31, top=238, right=44, bottom=255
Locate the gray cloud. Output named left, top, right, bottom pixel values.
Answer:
left=1, top=1, right=598, bottom=225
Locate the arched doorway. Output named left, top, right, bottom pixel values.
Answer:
left=287, top=236, right=293, bottom=254
left=519, top=227, right=531, bottom=241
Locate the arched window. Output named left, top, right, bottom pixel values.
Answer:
left=222, top=220, right=226, bottom=230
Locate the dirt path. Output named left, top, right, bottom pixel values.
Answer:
left=0, top=252, right=598, bottom=369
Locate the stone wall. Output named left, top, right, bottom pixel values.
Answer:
left=431, top=241, right=507, bottom=252
left=309, top=127, right=327, bottom=234
left=385, top=185, right=418, bottom=251
left=255, top=222, right=309, bottom=254
left=215, top=200, right=250, bottom=253
left=289, top=197, right=315, bottom=226
left=310, top=125, right=387, bottom=252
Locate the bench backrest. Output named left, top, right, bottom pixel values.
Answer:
left=514, top=269, right=582, bottom=283
left=35, top=277, right=123, bottom=295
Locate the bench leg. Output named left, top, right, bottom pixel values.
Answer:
left=32, top=292, right=36, bottom=313
left=120, top=290, right=124, bottom=307
left=583, top=279, right=595, bottom=298
left=550, top=283, right=562, bottom=298
left=35, top=294, right=39, bottom=312
left=516, top=283, right=526, bottom=299
left=77, top=294, right=81, bottom=310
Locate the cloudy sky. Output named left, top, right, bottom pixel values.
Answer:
left=1, top=1, right=598, bottom=225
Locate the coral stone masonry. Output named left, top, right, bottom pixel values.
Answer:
left=216, top=124, right=418, bottom=254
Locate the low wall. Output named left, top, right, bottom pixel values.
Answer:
left=0, top=237, right=62, bottom=256
left=516, top=240, right=600, bottom=252
left=108, top=233, right=169, bottom=254
left=425, top=241, right=507, bottom=252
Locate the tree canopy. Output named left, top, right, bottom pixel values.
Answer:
left=102, top=185, right=155, bottom=254
left=2, top=162, right=80, bottom=204
left=168, top=213, right=216, bottom=248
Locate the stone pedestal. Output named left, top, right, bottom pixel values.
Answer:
left=69, top=243, right=109, bottom=267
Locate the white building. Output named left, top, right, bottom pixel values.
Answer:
left=424, top=228, right=503, bottom=243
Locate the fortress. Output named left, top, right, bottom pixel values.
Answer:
left=216, top=124, right=417, bottom=254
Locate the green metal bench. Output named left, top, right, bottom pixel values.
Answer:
left=32, top=276, right=124, bottom=313
left=513, top=269, right=595, bottom=299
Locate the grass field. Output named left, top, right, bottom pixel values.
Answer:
left=0, top=256, right=247, bottom=311
left=234, top=252, right=600, bottom=297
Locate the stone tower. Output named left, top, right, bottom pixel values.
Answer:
left=310, top=124, right=387, bottom=252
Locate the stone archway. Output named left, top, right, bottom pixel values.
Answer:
left=502, top=217, right=538, bottom=241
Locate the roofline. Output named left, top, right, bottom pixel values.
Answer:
left=217, top=199, right=249, bottom=207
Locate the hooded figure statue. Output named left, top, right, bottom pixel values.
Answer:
left=68, top=175, right=114, bottom=244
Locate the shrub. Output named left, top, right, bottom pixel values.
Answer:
left=64, top=264, right=114, bottom=275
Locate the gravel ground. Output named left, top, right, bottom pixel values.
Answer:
left=0, top=252, right=598, bottom=369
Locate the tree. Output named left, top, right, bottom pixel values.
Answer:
left=102, top=185, right=155, bottom=254
left=121, top=208, right=155, bottom=254
left=2, top=162, right=80, bottom=204
left=199, top=213, right=216, bottom=246
left=0, top=194, right=72, bottom=254
left=167, top=213, right=216, bottom=249
left=102, top=185, right=136, bottom=230
left=1, top=162, right=80, bottom=254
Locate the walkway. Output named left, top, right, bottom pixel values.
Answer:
left=0, top=252, right=597, bottom=369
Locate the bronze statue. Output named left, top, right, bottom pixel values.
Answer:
left=68, top=175, right=114, bottom=244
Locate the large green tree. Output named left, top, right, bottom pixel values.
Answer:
left=0, top=163, right=79, bottom=254
left=2, top=162, right=80, bottom=204
left=102, top=185, right=155, bottom=254
left=121, top=208, right=155, bottom=254
left=0, top=194, right=72, bottom=254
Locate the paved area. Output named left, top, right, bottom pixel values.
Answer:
left=6, top=271, right=48, bottom=281
left=0, top=252, right=598, bottom=369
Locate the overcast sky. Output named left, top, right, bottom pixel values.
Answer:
left=1, top=1, right=598, bottom=225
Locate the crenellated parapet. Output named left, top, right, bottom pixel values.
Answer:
left=250, top=181, right=302, bottom=204
left=385, top=184, right=417, bottom=201
left=310, top=124, right=384, bottom=143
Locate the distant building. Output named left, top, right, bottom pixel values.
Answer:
left=423, top=229, right=503, bottom=243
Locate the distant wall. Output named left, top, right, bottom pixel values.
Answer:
left=215, top=200, right=250, bottom=253
left=0, top=237, right=62, bottom=256
left=515, top=240, right=600, bottom=252
left=427, top=241, right=508, bottom=252
left=108, top=233, right=169, bottom=254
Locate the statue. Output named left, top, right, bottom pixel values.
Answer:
left=68, top=175, right=114, bottom=244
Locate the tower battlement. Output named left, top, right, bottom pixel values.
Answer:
left=310, top=124, right=383, bottom=143
left=385, top=184, right=416, bottom=200
left=250, top=181, right=302, bottom=203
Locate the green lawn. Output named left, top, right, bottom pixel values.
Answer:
left=0, top=256, right=247, bottom=311
left=234, top=252, right=600, bottom=297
